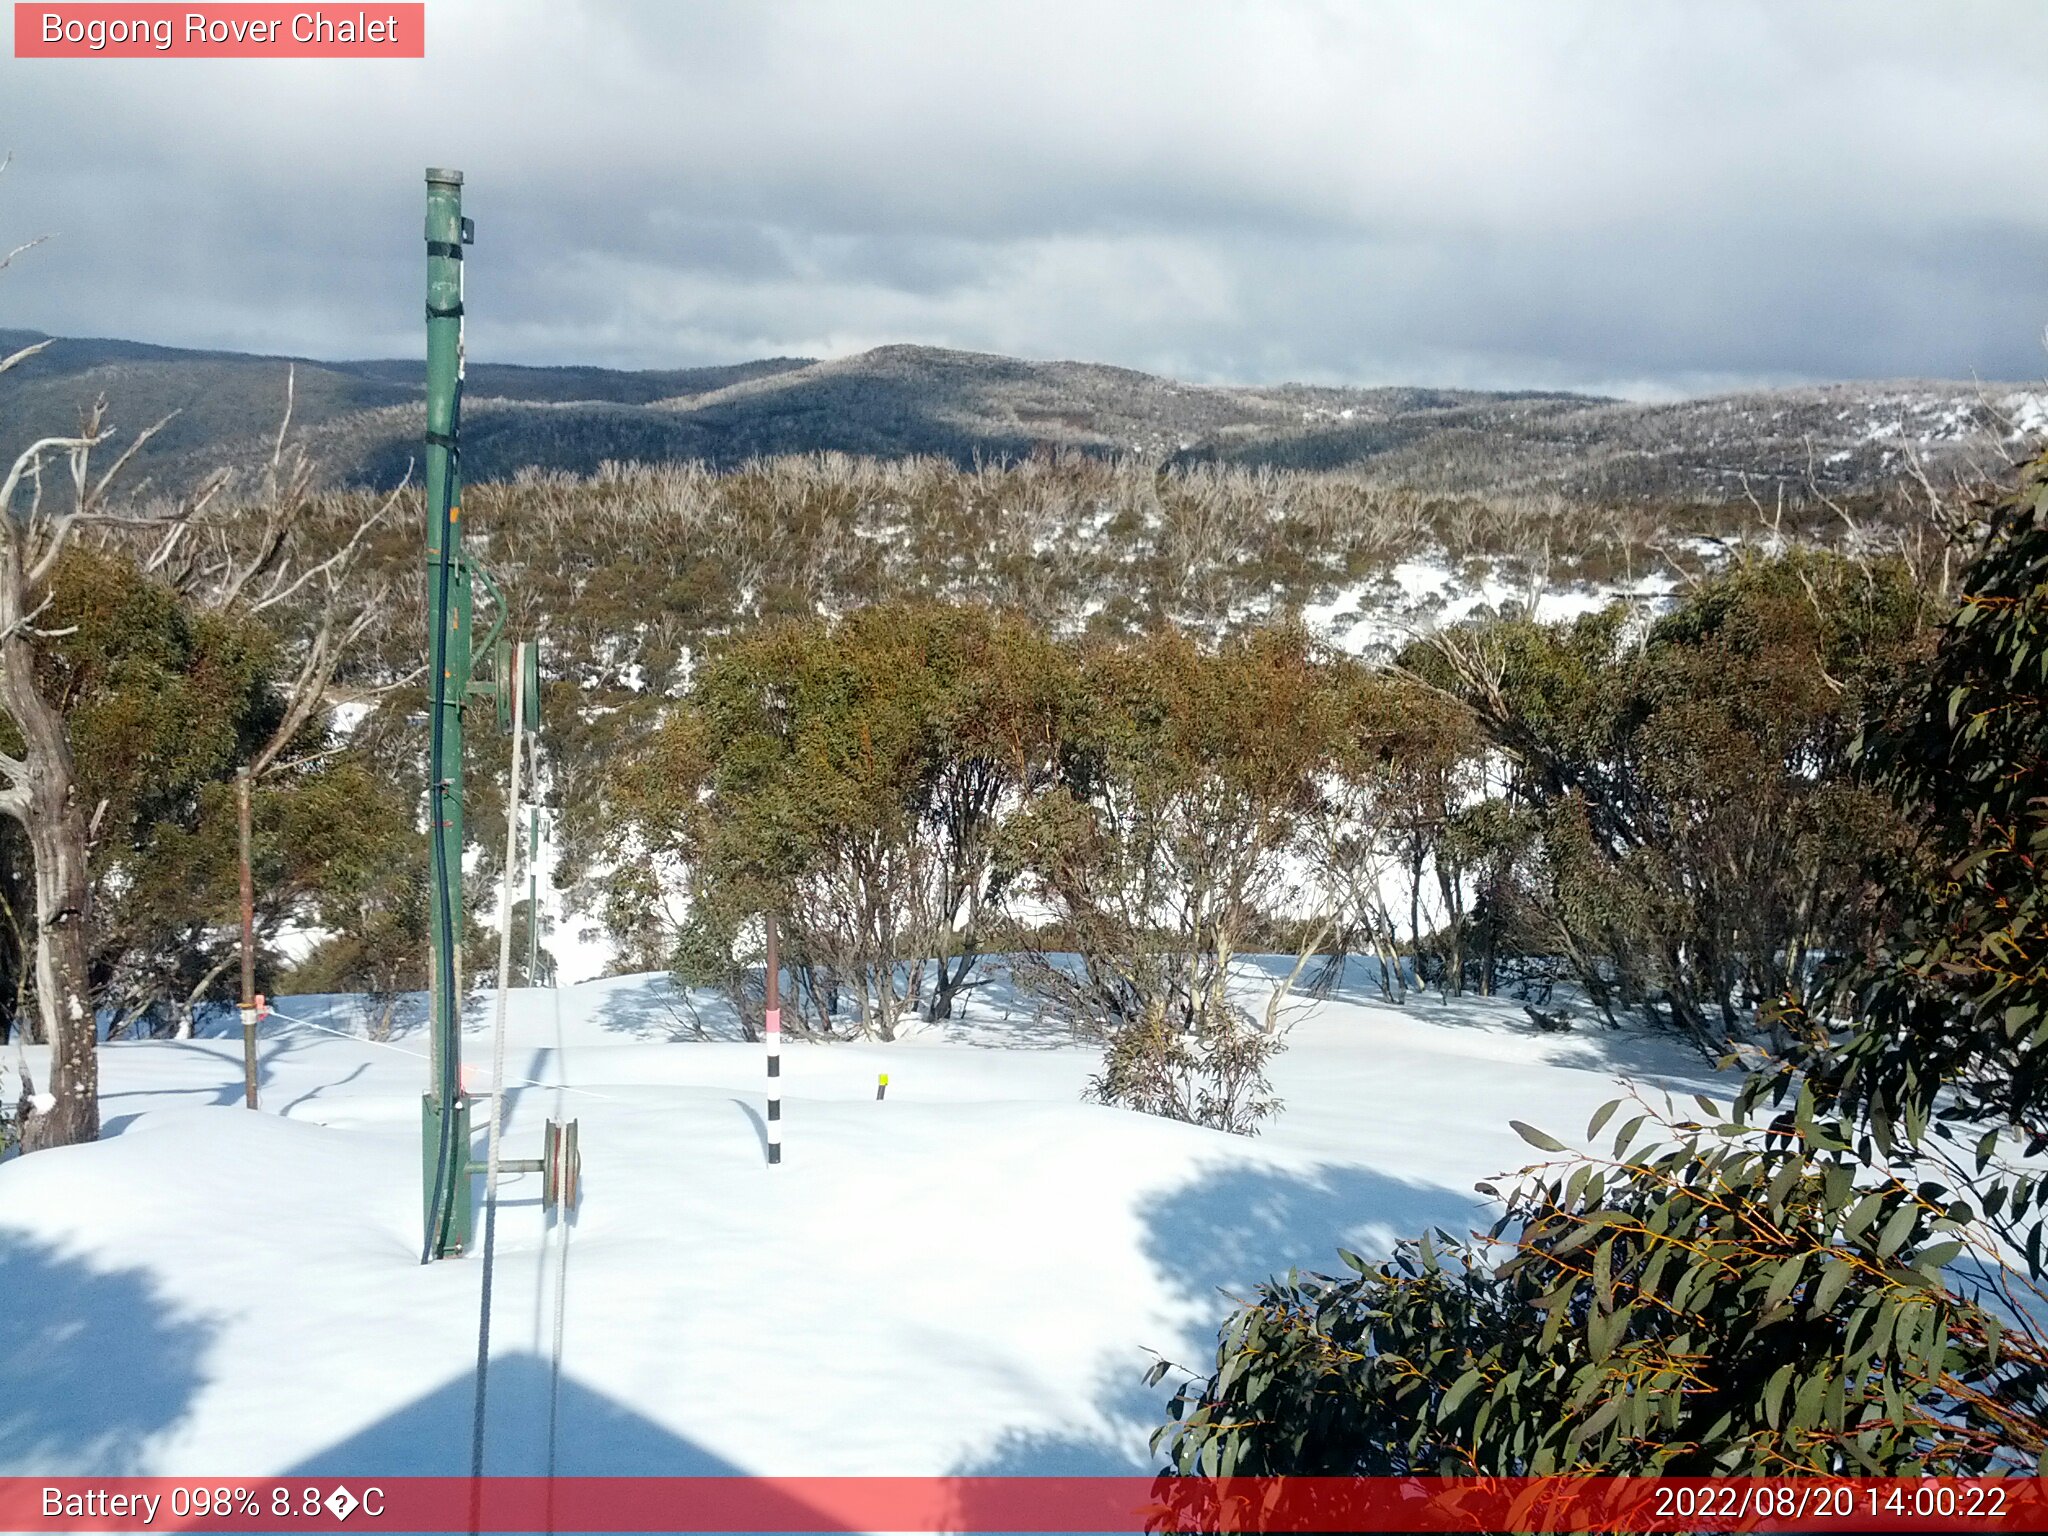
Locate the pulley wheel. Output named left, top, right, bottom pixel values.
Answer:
left=543, top=1118, right=581, bottom=1212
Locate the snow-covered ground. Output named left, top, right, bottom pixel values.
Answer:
left=0, top=963, right=1723, bottom=1479
left=1301, top=557, right=1680, bottom=659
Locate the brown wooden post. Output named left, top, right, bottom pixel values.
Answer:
left=238, top=767, right=257, bottom=1110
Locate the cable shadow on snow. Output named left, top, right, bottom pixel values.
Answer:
left=953, top=1158, right=1479, bottom=1477
left=0, top=1231, right=217, bottom=1474
left=95, top=1033, right=356, bottom=1132
left=276, top=1061, right=375, bottom=1117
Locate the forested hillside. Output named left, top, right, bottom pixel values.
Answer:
left=3, top=328, right=2037, bottom=503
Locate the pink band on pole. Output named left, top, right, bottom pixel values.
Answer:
left=764, top=1008, right=781, bottom=1034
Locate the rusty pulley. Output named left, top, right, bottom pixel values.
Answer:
left=542, top=1117, right=580, bottom=1212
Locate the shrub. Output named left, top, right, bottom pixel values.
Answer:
left=1158, top=450, right=2048, bottom=1476
left=1157, top=1099, right=2038, bottom=1476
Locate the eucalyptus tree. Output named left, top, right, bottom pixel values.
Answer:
left=2, top=325, right=399, bottom=1147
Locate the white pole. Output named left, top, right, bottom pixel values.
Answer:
left=486, top=640, right=527, bottom=1198
left=471, top=640, right=527, bottom=1478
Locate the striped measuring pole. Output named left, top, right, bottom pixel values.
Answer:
left=764, top=913, right=782, bottom=1166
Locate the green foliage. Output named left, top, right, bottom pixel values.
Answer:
left=1789, top=451, right=2048, bottom=1149
left=335, top=453, right=1713, bottom=931
left=32, top=548, right=285, bottom=829
left=4, top=551, right=278, bottom=1030
left=616, top=602, right=1068, bottom=1038
left=1159, top=451, right=2048, bottom=1480
left=1413, top=549, right=1933, bottom=1044
left=1010, top=627, right=1351, bottom=1006
left=271, top=756, right=433, bottom=1015
left=1005, top=626, right=1371, bottom=1131
left=1157, top=1099, right=2040, bottom=1476
left=612, top=606, right=1352, bottom=1127
left=0, top=550, right=422, bottom=1035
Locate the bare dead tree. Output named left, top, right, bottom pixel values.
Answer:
left=0, top=374, right=160, bottom=1147
left=0, top=334, right=403, bottom=1146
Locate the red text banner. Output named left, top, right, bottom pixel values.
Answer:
left=14, top=5, right=425, bottom=58
left=0, top=1476, right=2043, bottom=1532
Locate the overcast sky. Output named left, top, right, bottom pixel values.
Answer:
left=2, top=1, right=2045, bottom=398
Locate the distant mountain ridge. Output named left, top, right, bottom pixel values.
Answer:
left=1, top=328, right=2039, bottom=503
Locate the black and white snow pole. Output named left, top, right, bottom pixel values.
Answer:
left=765, top=913, right=781, bottom=1166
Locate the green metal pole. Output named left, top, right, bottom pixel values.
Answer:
left=422, top=167, right=473, bottom=1259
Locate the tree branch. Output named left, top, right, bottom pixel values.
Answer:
left=249, top=476, right=405, bottom=614
left=0, top=432, right=104, bottom=521
left=86, top=411, right=177, bottom=512
left=0, top=334, right=50, bottom=377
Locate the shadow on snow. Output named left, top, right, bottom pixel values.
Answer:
left=0, top=1231, right=216, bottom=1474
left=955, top=1157, right=1477, bottom=1476
left=289, top=1353, right=861, bottom=1533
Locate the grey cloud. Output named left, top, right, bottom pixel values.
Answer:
left=1, top=0, right=2043, bottom=394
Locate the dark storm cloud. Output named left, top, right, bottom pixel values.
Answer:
left=1, top=0, right=2043, bottom=394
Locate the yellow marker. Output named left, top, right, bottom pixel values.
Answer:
left=876, top=1073, right=889, bottom=1102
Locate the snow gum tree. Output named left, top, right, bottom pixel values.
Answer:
left=1408, top=549, right=1932, bottom=1047
left=1154, top=449, right=2048, bottom=1478
left=34, top=548, right=286, bottom=1038
left=1005, top=624, right=1361, bottom=1132
left=0, top=426, right=103, bottom=1149
left=617, top=601, right=1069, bottom=1039
left=2, top=317, right=397, bottom=1147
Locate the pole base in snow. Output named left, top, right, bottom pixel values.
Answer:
left=422, top=1091, right=474, bottom=1258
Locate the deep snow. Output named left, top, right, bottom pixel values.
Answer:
left=0, top=963, right=1724, bottom=1480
